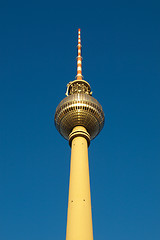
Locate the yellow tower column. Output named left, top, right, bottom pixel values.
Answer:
left=66, top=126, right=93, bottom=240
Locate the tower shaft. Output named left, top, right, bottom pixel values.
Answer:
left=66, top=126, right=93, bottom=240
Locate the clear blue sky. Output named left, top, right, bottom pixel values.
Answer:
left=0, top=0, right=160, bottom=239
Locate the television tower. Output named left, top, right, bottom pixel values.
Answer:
left=54, top=29, right=105, bottom=240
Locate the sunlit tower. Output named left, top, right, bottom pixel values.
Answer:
left=54, top=29, right=105, bottom=240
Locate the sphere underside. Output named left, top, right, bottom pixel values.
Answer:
left=54, top=93, right=105, bottom=140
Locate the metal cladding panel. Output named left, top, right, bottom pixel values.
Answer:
left=54, top=93, right=105, bottom=140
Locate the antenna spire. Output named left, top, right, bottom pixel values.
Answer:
left=76, top=28, right=83, bottom=80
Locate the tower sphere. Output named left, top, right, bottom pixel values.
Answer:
left=54, top=91, right=104, bottom=141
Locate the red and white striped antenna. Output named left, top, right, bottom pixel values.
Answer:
left=76, top=28, right=83, bottom=80
left=65, top=29, right=92, bottom=96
